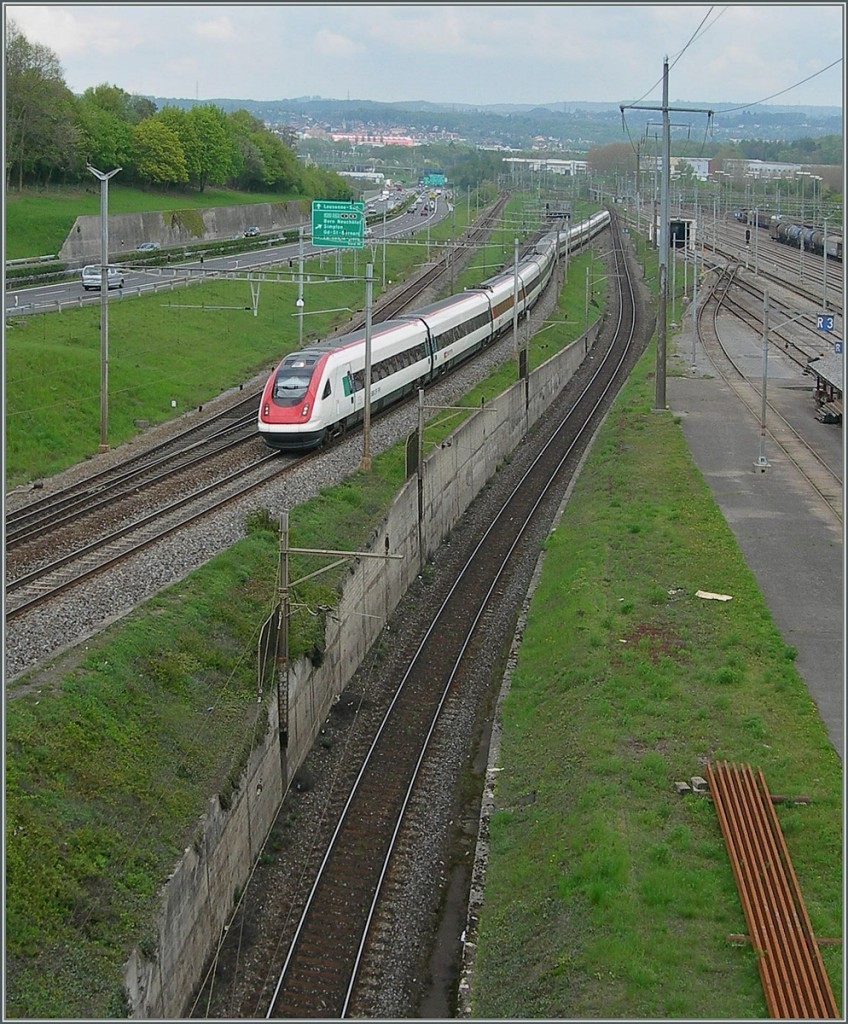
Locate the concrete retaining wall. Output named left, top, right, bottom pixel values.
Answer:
left=59, top=200, right=310, bottom=264
left=124, top=327, right=599, bottom=1018
left=126, top=703, right=285, bottom=1018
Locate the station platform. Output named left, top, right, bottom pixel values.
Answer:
left=667, top=317, right=844, bottom=759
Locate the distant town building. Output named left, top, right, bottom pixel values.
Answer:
left=328, top=132, right=418, bottom=147
left=339, top=171, right=386, bottom=183
left=723, top=158, right=804, bottom=178
left=503, top=157, right=588, bottom=176
left=641, top=156, right=809, bottom=181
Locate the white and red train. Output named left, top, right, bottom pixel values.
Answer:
left=258, top=209, right=611, bottom=450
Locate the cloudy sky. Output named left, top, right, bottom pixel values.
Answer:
left=5, top=3, right=844, bottom=109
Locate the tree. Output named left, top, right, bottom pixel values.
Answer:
left=673, top=160, right=700, bottom=190
left=586, top=142, right=637, bottom=176
left=5, top=20, right=79, bottom=188
left=76, top=96, right=134, bottom=171
left=185, top=104, right=236, bottom=191
left=132, top=119, right=188, bottom=187
left=157, top=106, right=201, bottom=185
left=79, top=83, right=156, bottom=126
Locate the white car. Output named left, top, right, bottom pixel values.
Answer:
left=81, top=265, right=125, bottom=291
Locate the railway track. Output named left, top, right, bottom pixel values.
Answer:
left=219, top=212, right=641, bottom=1018
left=719, top=271, right=834, bottom=371
left=696, top=270, right=842, bottom=522
left=5, top=450, right=289, bottom=619
left=675, top=211, right=843, bottom=321
left=5, top=398, right=261, bottom=549
left=5, top=199, right=515, bottom=618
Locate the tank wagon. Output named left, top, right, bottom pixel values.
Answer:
left=769, top=215, right=842, bottom=260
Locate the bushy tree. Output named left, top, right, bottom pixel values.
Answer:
left=2, top=22, right=377, bottom=199
left=132, top=119, right=188, bottom=187
left=76, top=95, right=135, bottom=171
left=157, top=106, right=201, bottom=186
left=587, top=142, right=637, bottom=175
left=185, top=104, right=236, bottom=191
left=5, top=19, right=79, bottom=188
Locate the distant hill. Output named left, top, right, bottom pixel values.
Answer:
left=149, top=95, right=842, bottom=149
left=153, top=95, right=841, bottom=119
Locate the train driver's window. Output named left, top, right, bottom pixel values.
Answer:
left=322, top=380, right=332, bottom=399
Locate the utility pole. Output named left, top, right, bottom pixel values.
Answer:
left=382, top=204, right=387, bottom=289
left=87, top=163, right=121, bottom=452
left=755, top=289, right=771, bottom=472
left=622, top=61, right=713, bottom=412
left=512, top=238, right=520, bottom=353
left=297, top=226, right=305, bottom=348
left=360, top=262, right=373, bottom=471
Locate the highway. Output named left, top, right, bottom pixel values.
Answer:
left=5, top=190, right=452, bottom=315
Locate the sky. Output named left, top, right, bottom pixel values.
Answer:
left=4, top=3, right=845, bottom=111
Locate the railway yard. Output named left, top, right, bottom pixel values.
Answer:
left=4, top=199, right=843, bottom=1019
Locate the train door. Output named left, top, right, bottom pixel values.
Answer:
left=339, top=367, right=357, bottom=422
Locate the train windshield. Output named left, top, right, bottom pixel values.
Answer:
left=272, top=354, right=318, bottom=403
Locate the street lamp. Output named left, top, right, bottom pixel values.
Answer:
left=360, top=262, right=374, bottom=471
left=297, top=226, right=305, bottom=347
left=754, top=291, right=811, bottom=472
left=87, top=163, right=121, bottom=452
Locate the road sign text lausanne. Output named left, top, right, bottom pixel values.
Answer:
left=312, top=200, right=365, bottom=248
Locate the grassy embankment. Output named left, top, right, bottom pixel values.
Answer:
left=5, top=191, right=595, bottom=1017
left=4, top=184, right=295, bottom=261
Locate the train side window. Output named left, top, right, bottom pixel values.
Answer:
left=322, top=380, right=332, bottom=399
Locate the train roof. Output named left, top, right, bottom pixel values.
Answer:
left=399, top=291, right=487, bottom=319
left=286, top=319, right=418, bottom=359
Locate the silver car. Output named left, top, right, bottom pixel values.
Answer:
left=81, top=265, right=125, bottom=290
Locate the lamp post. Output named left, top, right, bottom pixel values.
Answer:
left=512, top=238, right=520, bottom=353
left=360, top=262, right=373, bottom=471
left=753, top=206, right=759, bottom=275
left=754, top=293, right=811, bottom=472
left=754, top=289, right=772, bottom=472
left=297, top=226, right=305, bottom=348
left=382, top=204, right=387, bottom=289
left=87, top=163, right=121, bottom=453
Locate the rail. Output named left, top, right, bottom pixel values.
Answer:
left=706, top=761, right=838, bottom=1019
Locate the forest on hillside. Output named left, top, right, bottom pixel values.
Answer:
left=4, top=19, right=351, bottom=198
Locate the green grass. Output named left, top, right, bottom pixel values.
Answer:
left=470, top=339, right=842, bottom=1019
left=5, top=184, right=297, bottom=261
left=5, top=521, right=279, bottom=1018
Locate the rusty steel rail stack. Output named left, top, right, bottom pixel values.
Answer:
left=706, top=760, right=839, bottom=1018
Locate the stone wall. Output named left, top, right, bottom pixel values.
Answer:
left=59, top=200, right=310, bottom=264
left=123, top=327, right=598, bottom=1018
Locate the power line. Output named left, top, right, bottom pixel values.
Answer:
left=713, top=57, right=843, bottom=114
left=624, top=6, right=722, bottom=108
left=668, top=5, right=726, bottom=70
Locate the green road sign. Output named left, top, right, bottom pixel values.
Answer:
left=311, top=200, right=366, bottom=248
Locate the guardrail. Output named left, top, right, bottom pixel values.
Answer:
left=4, top=273, right=205, bottom=318
left=4, top=257, right=316, bottom=319
left=5, top=254, right=60, bottom=266
left=5, top=210, right=439, bottom=320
